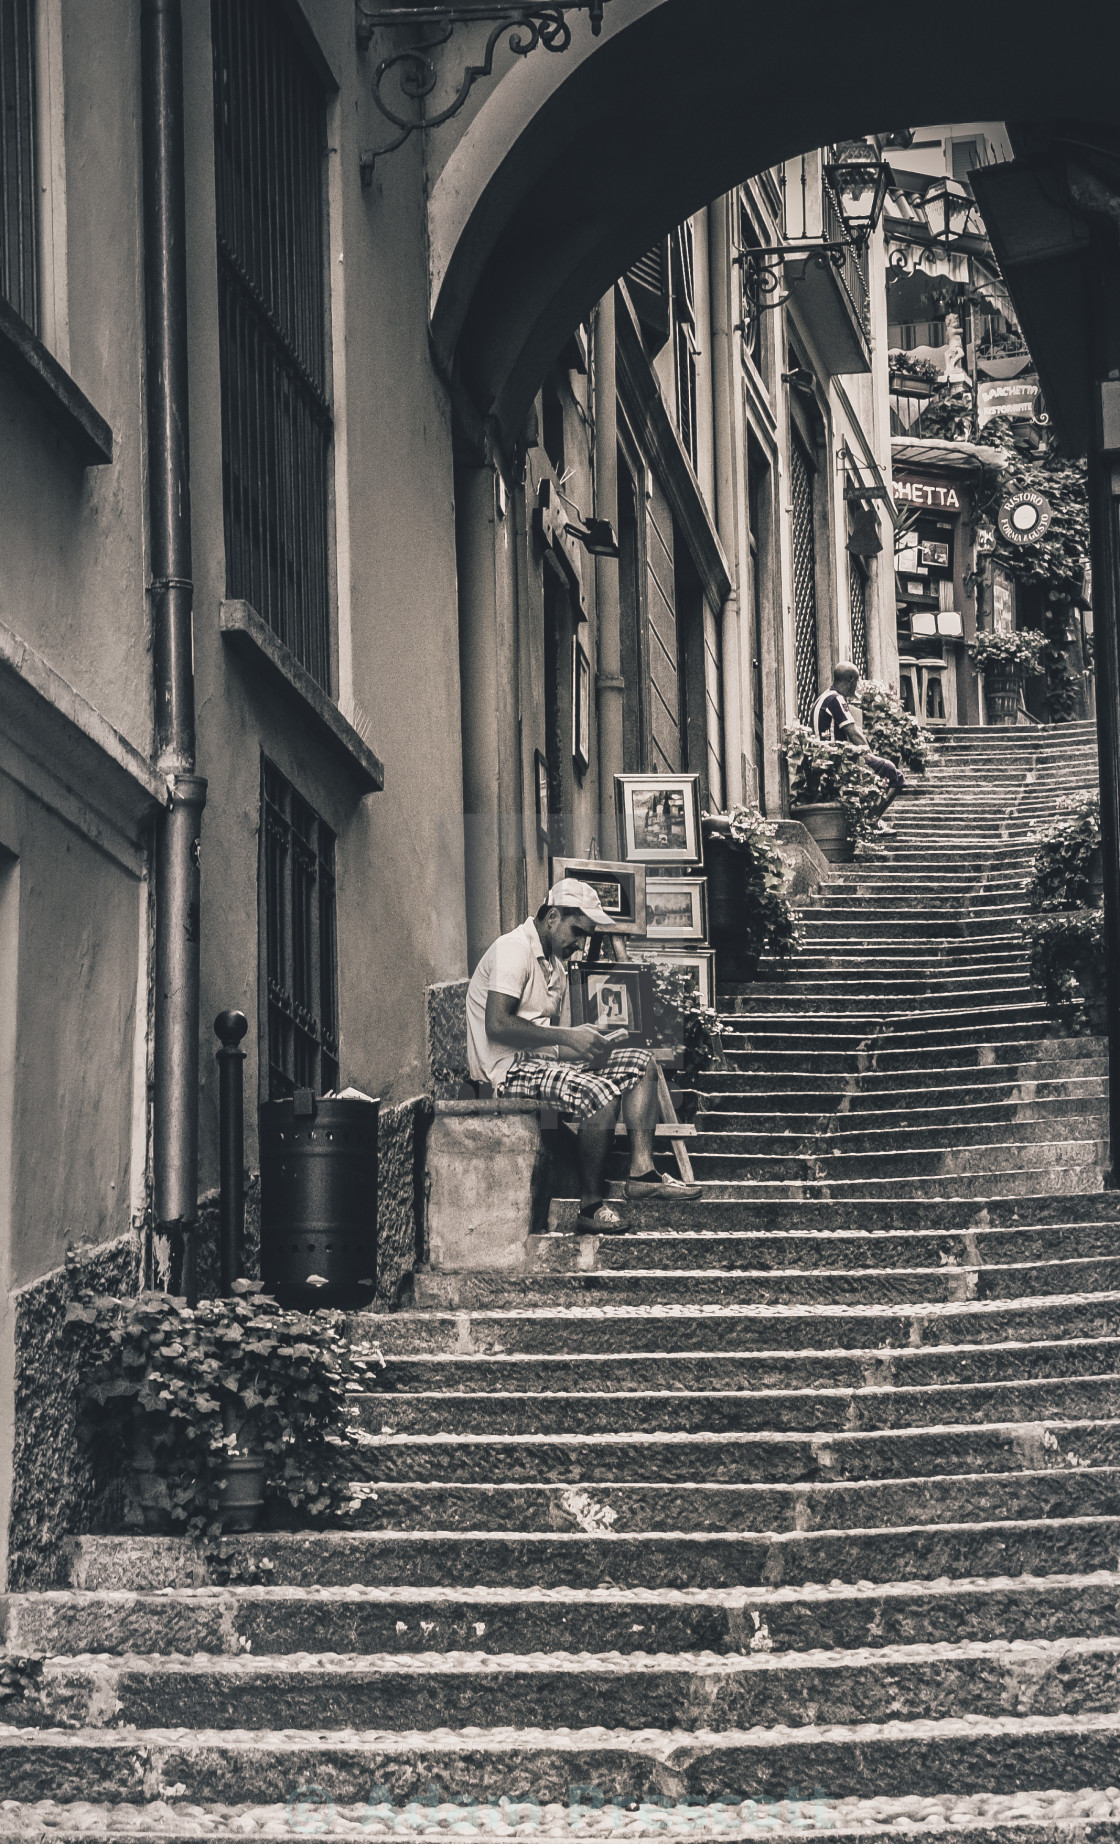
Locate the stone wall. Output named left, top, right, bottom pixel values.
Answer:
left=9, top=1232, right=139, bottom=1590
left=426, top=979, right=470, bottom=1097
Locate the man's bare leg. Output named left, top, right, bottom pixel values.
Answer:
left=577, top=1099, right=622, bottom=1213
left=620, top=1055, right=659, bottom=1176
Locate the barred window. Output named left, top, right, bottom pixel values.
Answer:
left=849, top=555, right=869, bottom=678
left=1, top=0, right=38, bottom=331
left=260, top=758, right=339, bottom=1101
left=212, top=0, right=333, bottom=690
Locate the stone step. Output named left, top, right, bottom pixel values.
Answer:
left=11, top=1570, right=1120, bottom=1661
left=691, top=1114, right=1106, bottom=1156
left=340, top=1466, right=1120, bottom=1533
left=682, top=1170, right=1105, bottom=1202
left=59, top=1516, right=1120, bottom=1591
left=699, top=1090, right=1106, bottom=1125
left=725, top=1007, right=1051, bottom=1035
left=687, top=1138, right=1105, bottom=1184
left=720, top=1035, right=1087, bottom=1071
left=531, top=1220, right=1120, bottom=1271
left=367, top=1292, right=1120, bottom=1360
left=549, top=1193, right=1120, bottom=1233
left=25, top=1633, right=1120, bottom=1736
left=703, top=1054, right=1106, bottom=1095
left=726, top=989, right=1036, bottom=1017
left=412, top=1256, right=1120, bottom=1314
left=365, top=1374, right=1120, bottom=1438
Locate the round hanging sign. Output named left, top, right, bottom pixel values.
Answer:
left=998, top=489, right=1052, bottom=546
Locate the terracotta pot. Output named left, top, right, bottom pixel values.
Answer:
left=984, top=666, right=1021, bottom=725
left=789, top=801, right=853, bottom=865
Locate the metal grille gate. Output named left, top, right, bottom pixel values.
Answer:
left=790, top=438, right=819, bottom=724
left=212, top=0, right=333, bottom=690
left=849, top=556, right=869, bottom=677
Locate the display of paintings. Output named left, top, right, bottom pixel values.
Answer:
left=615, top=773, right=703, bottom=865
left=629, top=948, right=715, bottom=1011
left=550, top=858, right=646, bottom=936
left=568, top=962, right=653, bottom=1045
left=572, top=638, right=591, bottom=773
left=534, top=750, right=552, bottom=848
left=643, top=875, right=708, bottom=943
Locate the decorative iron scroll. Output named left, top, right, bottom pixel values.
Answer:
left=356, top=3, right=610, bottom=176
left=736, top=245, right=847, bottom=349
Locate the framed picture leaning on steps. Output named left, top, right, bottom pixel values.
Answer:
left=629, top=947, right=716, bottom=1011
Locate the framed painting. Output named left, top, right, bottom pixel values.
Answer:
left=643, top=875, right=708, bottom=942
left=568, top=962, right=654, bottom=1045
left=550, top=857, right=646, bottom=935
left=629, top=948, right=716, bottom=1011
left=615, top=773, right=703, bottom=866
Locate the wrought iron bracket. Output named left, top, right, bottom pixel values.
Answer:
left=734, top=242, right=850, bottom=345
left=356, top=3, right=609, bottom=179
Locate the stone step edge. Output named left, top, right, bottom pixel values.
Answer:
left=378, top=1286, right=1120, bottom=1325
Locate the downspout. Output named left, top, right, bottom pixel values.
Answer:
left=141, top=0, right=205, bottom=1291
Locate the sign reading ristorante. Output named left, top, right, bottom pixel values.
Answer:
left=892, top=475, right=962, bottom=510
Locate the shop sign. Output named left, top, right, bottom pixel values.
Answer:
left=977, top=375, right=1044, bottom=427
left=976, top=522, right=997, bottom=554
left=893, top=476, right=961, bottom=510
left=997, top=489, right=1052, bottom=545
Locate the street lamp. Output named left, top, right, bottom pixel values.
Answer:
left=823, top=141, right=892, bottom=248
left=923, top=178, right=976, bottom=246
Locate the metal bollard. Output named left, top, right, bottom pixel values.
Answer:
left=214, top=1011, right=248, bottom=1295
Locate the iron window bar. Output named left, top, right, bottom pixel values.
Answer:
left=0, top=0, right=38, bottom=332
left=262, top=759, right=340, bottom=1102
left=355, top=2, right=612, bottom=176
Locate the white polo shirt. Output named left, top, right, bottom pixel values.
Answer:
left=465, top=917, right=569, bottom=1090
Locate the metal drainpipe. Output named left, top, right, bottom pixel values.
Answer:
left=142, top=0, right=206, bottom=1291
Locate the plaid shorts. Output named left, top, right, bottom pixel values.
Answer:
left=498, top=1047, right=653, bottom=1123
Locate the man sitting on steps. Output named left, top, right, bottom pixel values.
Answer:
left=812, top=661, right=905, bottom=834
left=465, top=878, right=702, bottom=1233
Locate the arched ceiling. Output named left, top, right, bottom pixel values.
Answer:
left=425, top=0, right=1120, bottom=442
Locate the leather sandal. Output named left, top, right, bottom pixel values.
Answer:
left=574, top=1201, right=632, bottom=1233
left=625, top=1170, right=702, bottom=1201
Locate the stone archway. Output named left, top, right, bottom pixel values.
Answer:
left=425, top=0, right=1120, bottom=441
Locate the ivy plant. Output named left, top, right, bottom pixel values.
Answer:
left=701, top=804, right=801, bottom=968
left=67, top=1284, right=384, bottom=1540
left=1029, top=794, right=1101, bottom=910
left=857, top=680, right=934, bottom=773
left=1022, top=794, right=1105, bottom=1033
left=782, top=724, right=891, bottom=849
left=645, top=962, right=724, bottom=1107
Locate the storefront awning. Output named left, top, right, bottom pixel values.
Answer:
left=891, top=436, right=1007, bottom=473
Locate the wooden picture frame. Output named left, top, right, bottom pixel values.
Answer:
left=629, top=947, right=716, bottom=1010
left=572, top=636, right=591, bottom=774
left=568, top=962, right=654, bottom=1045
left=534, top=749, right=552, bottom=848
left=615, top=773, right=703, bottom=866
left=550, top=857, right=646, bottom=935
left=642, top=875, right=708, bottom=943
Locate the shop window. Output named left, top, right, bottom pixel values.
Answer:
left=212, top=0, right=333, bottom=690
left=0, top=0, right=38, bottom=332
left=260, top=758, right=339, bottom=1101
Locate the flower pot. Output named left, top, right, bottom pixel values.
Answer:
left=217, top=1451, right=266, bottom=1532
left=789, top=801, right=853, bottom=865
left=984, top=666, right=1021, bottom=725
left=703, top=834, right=759, bottom=983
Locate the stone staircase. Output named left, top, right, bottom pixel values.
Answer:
left=6, top=721, right=1120, bottom=1841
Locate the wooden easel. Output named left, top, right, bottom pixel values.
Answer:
left=604, top=931, right=697, bottom=1185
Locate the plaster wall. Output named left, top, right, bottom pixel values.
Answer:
left=0, top=777, right=143, bottom=1289
left=0, top=0, right=150, bottom=756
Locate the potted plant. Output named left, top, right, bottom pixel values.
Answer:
left=970, top=628, right=1046, bottom=725
left=782, top=724, right=891, bottom=860
left=700, top=805, right=800, bottom=982
left=67, top=1282, right=381, bottom=1538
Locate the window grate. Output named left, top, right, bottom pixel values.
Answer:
left=260, top=758, right=339, bottom=1100
left=213, top=0, right=333, bottom=690
left=0, top=0, right=37, bottom=331
left=789, top=437, right=819, bottom=724
left=849, top=556, right=869, bottom=677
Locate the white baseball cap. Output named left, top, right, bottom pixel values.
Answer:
left=547, top=877, right=615, bottom=930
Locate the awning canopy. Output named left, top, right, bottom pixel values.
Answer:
left=891, top=436, right=1007, bottom=472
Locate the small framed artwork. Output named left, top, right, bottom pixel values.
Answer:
left=551, top=857, right=646, bottom=935
left=630, top=948, right=716, bottom=1011
left=534, top=750, right=552, bottom=849
left=643, top=875, right=708, bottom=943
left=615, top=773, right=703, bottom=866
left=572, top=637, right=591, bottom=774
left=568, top=962, right=654, bottom=1045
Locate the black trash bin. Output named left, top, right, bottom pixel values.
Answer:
left=259, top=1092, right=379, bottom=1309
